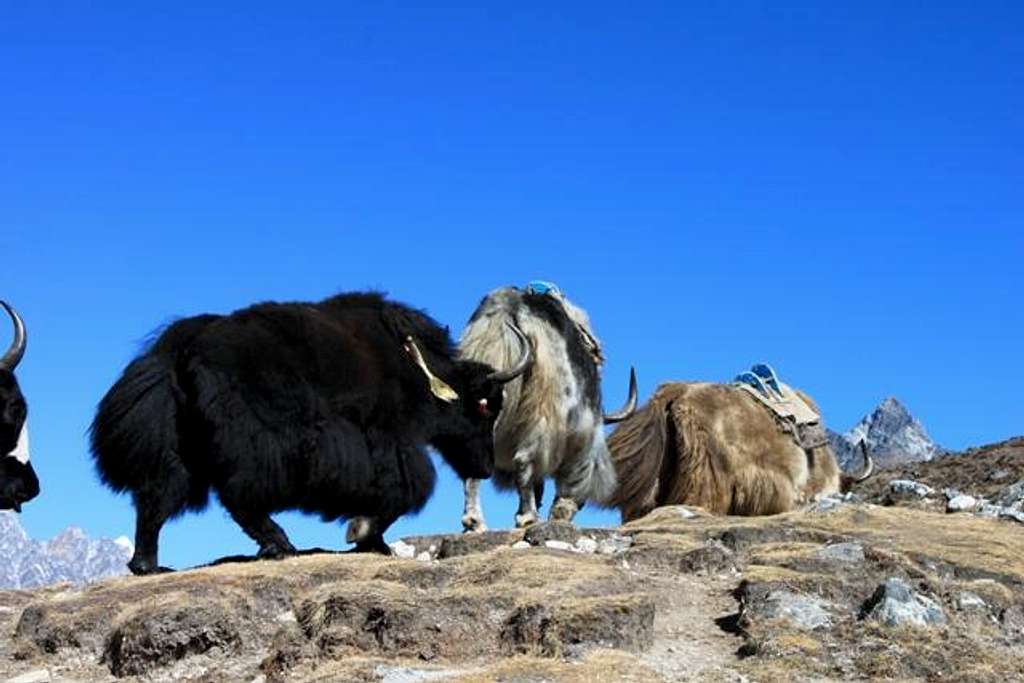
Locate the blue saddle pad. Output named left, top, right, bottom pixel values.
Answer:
left=735, top=363, right=784, bottom=400
left=751, top=363, right=783, bottom=398
left=734, top=371, right=769, bottom=397
left=525, top=280, right=561, bottom=296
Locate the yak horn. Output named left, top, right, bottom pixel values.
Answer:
left=487, top=320, right=533, bottom=384
left=405, top=337, right=459, bottom=403
left=603, top=367, right=638, bottom=424
left=853, top=440, right=874, bottom=482
left=0, top=301, right=26, bottom=372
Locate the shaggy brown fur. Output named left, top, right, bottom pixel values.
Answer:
left=608, top=383, right=842, bottom=522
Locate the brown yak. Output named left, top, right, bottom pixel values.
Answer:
left=607, top=382, right=872, bottom=522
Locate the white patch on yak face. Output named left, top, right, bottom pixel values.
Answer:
left=9, top=423, right=29, bottom=465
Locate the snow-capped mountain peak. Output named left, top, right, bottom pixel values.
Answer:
left=114, top=536, right=134, bottom=553
left=830, top=397, right=942, bottom=470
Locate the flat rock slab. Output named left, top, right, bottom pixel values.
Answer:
left=816, top=542, right=866, bottom=564
left=739, top=583, right=833, bottom=631
left=523, top=521, right=581, bottom=546
left=437, top=531, right=520, bottom=559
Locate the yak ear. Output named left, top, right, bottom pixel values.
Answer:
left=404, top=337, right=460, bottom=403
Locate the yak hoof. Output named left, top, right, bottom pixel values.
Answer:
left=461, top=514, right=488, bottom=534
left=346, top=516, right=376, bottom=544
left=128, top=559, right=174, bottom=576
left=347, top=534, right=391, bottom=556
left=514, top=512, right=539, bottom=529
left=549, top=498, right=579, bottom=522
left=257, top=544, right=297, bottom=561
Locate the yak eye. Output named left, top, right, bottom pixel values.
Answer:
left=477, top=398, right=491, bottom=416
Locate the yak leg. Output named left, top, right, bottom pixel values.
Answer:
left=550, top=483, right=581, bottom=522
left=533, top=480, right=545, bottom=512
left=345, top=441, right=434, bottom=555
left=461, top=479, right=488, bottom=533
left=129, top=487, right=188, bottom=575
left=550, top=468, right=583, bottom=522
left=513, top=450, right=540, bottom=528
left=228, top=508, right=297, bottom=559
left=345, top=516, right=392, bottom=555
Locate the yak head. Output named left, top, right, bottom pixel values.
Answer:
left=0, top=302, right=38, bottom=512
left=408, top=322, right=532, bottom=481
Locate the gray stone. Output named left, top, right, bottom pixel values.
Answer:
left=574, top=537, right=598, bottom=554
left=994, top=480, right=1024, bottom=508
left=1001, top=604, right=1024, bottom=640
left=437, top=531, right=519, bottom=559
left=511, top=541, right=531, bottom=550
left=523, top=521, right=580, bottom=546
left=887, top=479, right=934, bottom=499
left=6, top=671, right=51, bottom=683
left=816, top=542, right=865, bottom=564
left=946, top=494, right=979, bottom=513
left=989, top=469, right=1012, bottom=482
left=805, top=496, right=845, bottom=514
left=679, top=541, right=736, bottom=574
left=544, top=540, right=573, bottom=552
left=743, top=588, right=832, bottom=630
left=374, top=665, right=455, bottom=683
left=956, top=592, right=987, bottom=611
left=978, top=503, right=1005, bottom=518
left=389, top=540, right=416, bottom=559
left=867, top=578, right=947, bottom=628
left=596, top=534, right=633, bottom=555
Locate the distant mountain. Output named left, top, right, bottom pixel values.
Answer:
left=0, top=513, right=131, bottom=589
left=829, top=397, right=943, bottom=471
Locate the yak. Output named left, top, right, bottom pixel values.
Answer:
left=0, top=301, right=39, bottom=512
left=90, top=292, right=530, bottom=574
left=607, top=381, right=873, bottom=522
left=457, top=283, right=636, bottom=530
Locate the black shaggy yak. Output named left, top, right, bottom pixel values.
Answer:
left=0, top=301, right=39, bottom=512
left=91, top=292, right=530, bottom=574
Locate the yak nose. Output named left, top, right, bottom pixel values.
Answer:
left=17, top=484, right=39, bottom=504
left=12, top=472, right=40, bottom=508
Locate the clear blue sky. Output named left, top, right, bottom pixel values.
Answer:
left=3, top=3, right=1021, bottom=569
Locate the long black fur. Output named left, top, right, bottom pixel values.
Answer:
left=91, top=292, right=504, bottom=574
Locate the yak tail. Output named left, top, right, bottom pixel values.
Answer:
left=605, top=392, right=670, bottom=522
left=90, top=353, right=182, bottom=494
left=585, top=437, right=619, bottom=505
left=90, top=315, right=216, bottom=496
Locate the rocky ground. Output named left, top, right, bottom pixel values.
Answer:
left=1, top=438, right=1023, bottom=682
left=856, top=436, right=1024, bottom=507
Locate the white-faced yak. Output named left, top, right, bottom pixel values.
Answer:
left=90, top=292, right=530, bottom=574
left=0, top=301, right=38, bottom=512
left=607, top=382, right=873, bottom=522
left=457, top=282, right=636, bottom=530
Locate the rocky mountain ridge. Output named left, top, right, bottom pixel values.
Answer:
left=0, top=514, right=131, bottom=590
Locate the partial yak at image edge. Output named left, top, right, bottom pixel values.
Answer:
left=0, top=301, right=39, bottom=512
